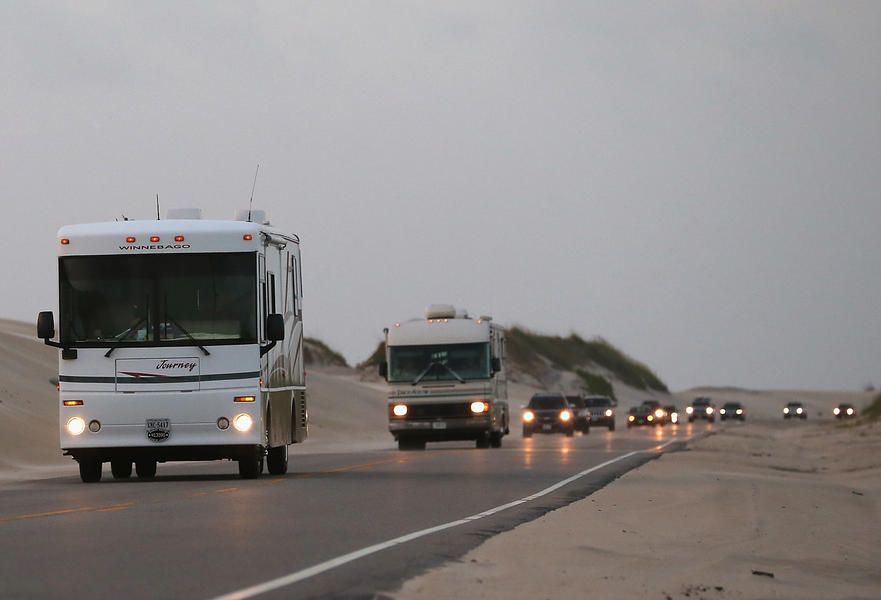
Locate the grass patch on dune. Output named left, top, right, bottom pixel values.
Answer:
left=506, top=327, right=668, bottom=392
left=863, top=392, right=881, bottom=421
left=576, top=369, right=616, bottom=400
left=303, top=337, right=349, bottom=368
left=358, top=342, right=386, bottom=370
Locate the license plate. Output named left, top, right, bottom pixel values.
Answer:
left=146, top=418, right=171, bottom=442
left=542, top=424, right=552, bottom=431
left=432, top=422, right=447, bottom=430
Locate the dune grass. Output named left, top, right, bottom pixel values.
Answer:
left=863, top=392, right=881, bottom=421
left=303, top=337, right=349, bottom=368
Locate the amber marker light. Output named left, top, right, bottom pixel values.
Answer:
left=150, top=235, right=160, bottom=242
left=126, top=236, right=136, bottom=243
left=234, top=396, right=256, bottom=403
left=174, top=235, right=185, bottom=242
left=243, top=234, right=253, bottom=241
left=63, top=400, right=84, bottom=406
left=60, top=238, right=70, bottom=245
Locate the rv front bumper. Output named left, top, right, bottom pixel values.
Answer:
left=389, top=416, right=491, bottom=434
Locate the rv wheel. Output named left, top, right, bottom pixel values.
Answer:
left=238, top=455, right=263, bottom=479
left=79, top=459, right=102, bottom=483
left=111, top=459, right=132, bottom=479
left=267, top=445, right=288, bottom=475
left=135, top=460, right=157, bottom=479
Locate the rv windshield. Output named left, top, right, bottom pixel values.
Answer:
left=388, top=343, right=490, bottom=383
left=60, top=253, right=257, bottom=346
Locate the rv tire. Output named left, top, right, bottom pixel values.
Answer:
left=79, top=459, right=102, bottom=483
left=267, top=444, right=288, bottom=475
left=111, top=459, right=132, bottom=479
left=136, top=460, right=157, bottom=479
left=238, top=455, right=263, bottom=479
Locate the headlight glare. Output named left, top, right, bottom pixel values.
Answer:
left=559, top=410, right=571, bottom=422
left=522, top=410, right=535, bottom=423
left=604, top=409, right=613, bottom=417
left=392, top=404, right=408, bottom=417
left=233, top=413, right=254, bottom=432
left=706, top=407, right=714, bottom=414
left=686, top=406, right=694, bottom=414
left=847, top=408, right=854, bottom=415
left=67, top=417, right=86, bottom=436
left=470, top=401, right=489, bottom=414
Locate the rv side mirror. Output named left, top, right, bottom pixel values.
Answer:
left=266, top=314, right=285, bottom=341
left=378, top=361, right=388, bottom=379
left=37, top=311, right=55, bottom=340
left=491, top=357, right=502, bottom=374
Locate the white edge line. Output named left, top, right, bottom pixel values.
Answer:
left=211, top=438, right=690, bottom=600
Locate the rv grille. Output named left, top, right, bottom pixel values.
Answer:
left=406, top=403, right=472, bottom=419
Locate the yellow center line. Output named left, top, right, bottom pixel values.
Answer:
left=0, top=502, right=134, bottom=524
left=215, top=487, right=239, bottom=493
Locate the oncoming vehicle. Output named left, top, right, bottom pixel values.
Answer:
left=720, top=401, right=745, bottom=421
left=522, top=393, right=574, bottom=437
left=627, top=404, right=658, bottom=427
left=565, top=395, right=591, bottom=433
left=783, top=401, right=807, bottom=419
left=664, top=404, right=679, bottom=424
left=585, top=395, right=616, bottom=431
left=833, top=404, right=856, bottom=419
left=686, top=397, right=716, bottom=423
left=38, top=209, right=307, bottom=482
left=381, top=305, right=509, bottom=450
left=640, top=400, right=668, bottom=425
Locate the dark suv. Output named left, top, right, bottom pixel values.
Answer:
left=565, top=395, right=591, bottom=433
left=584, top=395, right=616, bottom=431
left=522, top=394, right=575, bottom=437
left=720, top=401, right=745, bottom=421
left=783, top=401, right=806, bottom=419
left=687, top=397, right=716, bottom=423
left=834, top=403, right=856, bottom=419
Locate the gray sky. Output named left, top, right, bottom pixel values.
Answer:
left=2, top=1, right=879, bottom=391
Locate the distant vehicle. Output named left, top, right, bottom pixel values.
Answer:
left=585, top=395, right=616, bottom=431
left=720, top=401, right=746, bottom=421
left=833, top=403, right=856, bottom=419
left=640, top=400, right=668, bottom=425
left=627, top=404, right=659, bottom=427
left=381, top=305, right=509, bottom=450
left=38, top=209, right=307, bottom=482
left=663, top=404, right=679, bottom=424
left=783, top=401, right=807, bottom=420
left=565, top=395, right=591, bottom=433
left=686, top=397, right=716, bottom=423
left=522, top=393, right=575, bottom=438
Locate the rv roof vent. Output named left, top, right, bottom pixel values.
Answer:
left=166, top=208, right=203, bottom=220
left=425, top=304, right=457, bottom=320
left=234, top=209, right=269, bottom=225
left=479, top=315, right=493, bottom=322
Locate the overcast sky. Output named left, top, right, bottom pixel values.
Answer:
left=2, top=1, right=879, bottom=391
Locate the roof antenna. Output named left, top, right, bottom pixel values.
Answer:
left=248, top=164, right=260, bottom=222
left=156, top=193, right=161, bottom=220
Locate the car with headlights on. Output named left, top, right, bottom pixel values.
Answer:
left=719, top=401, right=745, bottom=421
left=640, top=400, right=668, bottom=425
left=783, top=401, right=807, bottom=419
left=585, top=395, right=616, bottom=431
left=664, top=404, right=680, bottom=424
left=565, top=395, right=591, bottom=433
left=522, top=394, right=575, bottom=437
left=627, top=404, right=661, bottom=427
left=833, top=403, right=856, bottom=419
left=686, top=397, right=716, bottom=423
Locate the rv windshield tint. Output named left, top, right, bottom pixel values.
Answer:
left=60, top=253, right=257, bottom=346
left=388, top=343, right=490, bottom=383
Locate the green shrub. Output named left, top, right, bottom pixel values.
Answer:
left=303, top=337, right=348, bottom=367
left=576, top=369, right=616, bottom=400
left=863, top=392, right=881, bottom=421
left=358, top=341, right=386, bottom=369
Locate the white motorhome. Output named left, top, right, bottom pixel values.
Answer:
left=380, top=305, right=509, bottom=450
left=37, top=209, right=306, bottom=482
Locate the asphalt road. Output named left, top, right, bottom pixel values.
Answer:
left=0, top=422, right=708, bottom=599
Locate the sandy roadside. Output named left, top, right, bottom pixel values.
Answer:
left=391, top=420, right=881, bottom=600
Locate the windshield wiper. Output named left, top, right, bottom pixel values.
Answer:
left=163, top=313, right=211, bottom=356
left=412, top=361, right=465, bottom=385
left=104, top=316, right=148, bottom=358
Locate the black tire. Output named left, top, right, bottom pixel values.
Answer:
left=79, top=459, right=102, bottom=483
left=489, top=432, right=503, bottom=448
left=110, top=459, right=132, bottom=480
left=267, top=444, right=288, bottom=475
left=583, top=424, right=590, bottom=435
left=135, top=460, right=157, bottom=479
left=709, top=417, right=715, bottom=423
left=609, top=422, right=615, bottom=432
left=475, top=437, right=490, bottom=449
left=688, top=417, right=695, bottom=423
left=238, top=455, right=263, bottom=479
left=565, top=427, right=575, bottom=438
left=522, top=427, right=532, bottom=438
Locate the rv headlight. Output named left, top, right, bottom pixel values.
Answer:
left=604, top=409, right=613, bottom=417
left=233, top=413, right=254, bottom=432
left=392, top=404, right=408, bottom=417
left=522, top=410, right=535, bottom=423
left=559, top=410, right=572, bottom=422
left=470, top=401, right=489, bottom=414
left=67, top=417, right=86, bottom=436
left=686, top=406, right=694, bottom=414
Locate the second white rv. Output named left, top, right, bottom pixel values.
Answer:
left=380, top=305, right=509, bottom=450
